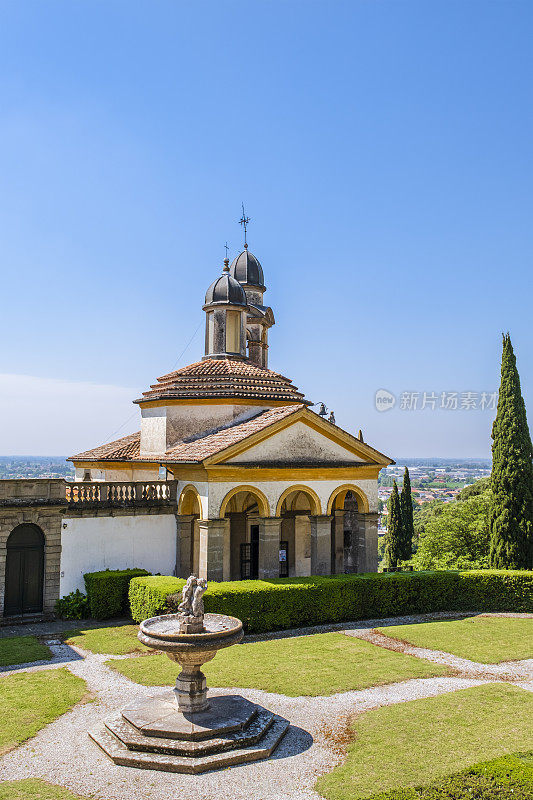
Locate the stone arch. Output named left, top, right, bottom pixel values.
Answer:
left=327, top=484, right=370, bottom=514
left=275, top=485, right=322, bottom=517
left=219, top=485, right=270, bottom=518
left=178, top=484, right=203, bottom=517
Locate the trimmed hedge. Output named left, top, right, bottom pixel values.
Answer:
left=128, top=569, right=533, bottom=632
left=84, top=568, right=151, bottom=619
left=369, top=752, right=533, bottom=799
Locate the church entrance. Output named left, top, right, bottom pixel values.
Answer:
left=4, top=524, right=45, bottom=616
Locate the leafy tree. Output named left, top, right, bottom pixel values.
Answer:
left=384, top=481, right=403, bottom=569
left=400, top=466, right=415, bottom=560
left=490, top=334, right=533, bottom=569
left=413, top=489, right=491, bottom=570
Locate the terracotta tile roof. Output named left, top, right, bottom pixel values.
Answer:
left=69, top=405, right=303, bottom=464
left=134, top=358, right=307, bottom=404
left=70, top=431, right=141, bottom=462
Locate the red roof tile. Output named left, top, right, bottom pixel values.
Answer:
left=134, top=358, right=307, bottom=404
left=70, top=405, right=303, bottom=464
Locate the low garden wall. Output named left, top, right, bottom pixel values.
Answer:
left=128, top=570, right=533, bottom=633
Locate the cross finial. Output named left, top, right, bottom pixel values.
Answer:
left=239, top=202, right=250, bottom=249
left=224, top=241, right=229, bottom=259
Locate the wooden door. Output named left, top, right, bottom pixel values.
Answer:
left=4, top=524, right=44, bottom=615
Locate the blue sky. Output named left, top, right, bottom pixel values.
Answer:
left=0, top=0, right=532, bottom=458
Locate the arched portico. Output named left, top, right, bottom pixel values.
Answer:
left=177, top=485, right=203, bottom=578
left=275, top=485, right=330, bottom=577
left=218, top=486, right=271, bottom=580
left=327, top=484, right=370, bottom=514
left=219, top=485, right=270, bottom=518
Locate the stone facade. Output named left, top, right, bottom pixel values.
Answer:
left=0, top=479, right=66, bottom=619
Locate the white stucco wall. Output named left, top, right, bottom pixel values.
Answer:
left=208, top=478, right=378, bottom=518
left=59, top=515, right=177, bottom=596
left=227, top=422, right=364, bottom=464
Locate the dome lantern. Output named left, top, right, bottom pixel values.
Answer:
left=203, top=258, right=248, bottom=361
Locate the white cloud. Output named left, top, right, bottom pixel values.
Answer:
left=0, top=373, right=141, bottom=455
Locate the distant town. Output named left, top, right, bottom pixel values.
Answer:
left=0, top=456, right=75, bottom=480
left=378, top=457, right=491, bottom=533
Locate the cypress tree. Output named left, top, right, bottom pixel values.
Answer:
left=400, top=466, right=415, bottom=560
left=490, top=333, right=533, bottom=569
left=385, top=481, right=403, bottom=569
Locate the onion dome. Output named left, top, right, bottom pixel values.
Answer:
left=205, top=260, right=247, bottom=306
left=229, top=245, right=265, bottom=290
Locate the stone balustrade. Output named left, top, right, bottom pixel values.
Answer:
left=66, top=480, right=177, bottom=509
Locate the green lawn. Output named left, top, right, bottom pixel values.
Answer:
left=64, top=624, right=146, bottom=655
left=0, top=780, right=102, bottom=800
left=377, top=616, right=533, bottom=663
left=316, top=683, right=533, bottom=800
left=107, top=632, right=449, bottom=696
left=0, top=668, right=87, bottom=754
left=0, top=636, right=52, bottom=667
left=369, top=752, right=533, bottom=799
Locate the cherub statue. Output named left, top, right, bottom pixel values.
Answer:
left=178, top=575, right=197, bottom=615
left=191, top=578, right=207, bottom=620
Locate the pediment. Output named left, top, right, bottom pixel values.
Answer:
left=224, top=419, right=367, bottom=466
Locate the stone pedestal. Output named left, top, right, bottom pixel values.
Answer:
left=258, top=516, right=282, bottom=579
left=309, top=515, right=333, bottom=575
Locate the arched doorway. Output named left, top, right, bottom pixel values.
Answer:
left=178, top=486, right=202, bottom=576
left=276, top=486, right=321, bottom=578
left=220, top=487, right=270, bottom=580
left=4, top=524, right=45, bottom=616
left=329, top=488, right=365, bottom=574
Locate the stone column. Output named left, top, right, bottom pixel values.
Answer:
left=198, top=518, right=229, bottom=582
left=176, top=515, right=195, bottom=578
left=258, top=517, right=282, bottom=580
left=362, top=512, right=379, bottom=573
left=309, top=515, right=333, bottom=576
left=333, top=510, right=345, bottom=574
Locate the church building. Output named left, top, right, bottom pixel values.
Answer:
left=68, top=238, right=393, bottom=586
left=0, top=229, right=394, bottom=620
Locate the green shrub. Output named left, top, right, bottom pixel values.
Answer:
left=370, top=751, right=533, bottom=799
left=55, top=589, right=89, bottom=620
left=84, top=568, right=151, bottom=619
left=128, top=569, right=533, bottom=631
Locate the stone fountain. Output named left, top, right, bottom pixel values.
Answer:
left=90, top=576, right=289, bottom=773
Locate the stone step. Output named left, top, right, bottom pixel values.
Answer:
left=122, top=692, right=258, bottom=741
left=89, top=716, right=290, bottom=774
left=105, top=709, right=274, bottom=757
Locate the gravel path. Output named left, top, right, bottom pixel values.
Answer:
left=345, top=629, right=533, bottom=681
left=0, top=613, right=532, bottom=800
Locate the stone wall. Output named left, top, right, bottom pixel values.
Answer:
left=0, top=479, right=66, bottom=619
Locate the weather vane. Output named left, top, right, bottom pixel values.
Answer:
left=239, top=203, right=250, bottom=248
left=224, top=241, right=229, bottom=259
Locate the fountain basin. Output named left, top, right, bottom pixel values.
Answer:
left=89, top=581, right=289, bottom=772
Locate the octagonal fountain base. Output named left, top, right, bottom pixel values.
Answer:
left=89, top=692, right=289, bottom=773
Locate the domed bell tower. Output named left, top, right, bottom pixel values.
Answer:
left=203, top=259, right=248, bottom=360
left=229, top=244, right=274, bottom=368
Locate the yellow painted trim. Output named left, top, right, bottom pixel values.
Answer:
left=138, top=398, right=298, bottom=409
left=275, top=485, right=322, bottom=516
left=206, top=465, right=382, bottom=481
left=327, top=484, right=370, bottom=514
left=178, top=484, right=202, bottom=515
left=219, top=485, right=270, bottom=518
